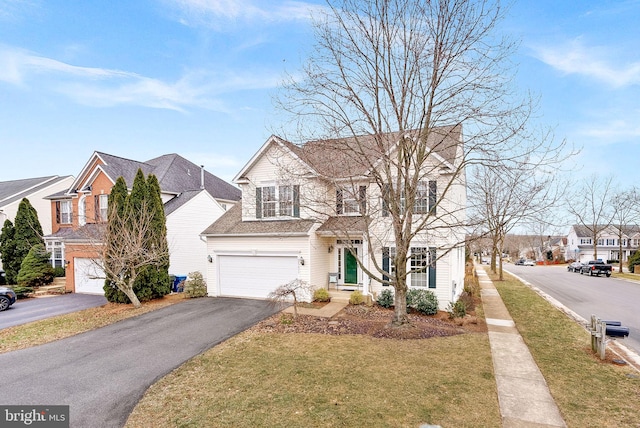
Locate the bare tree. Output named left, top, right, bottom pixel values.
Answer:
left=568, top=175, right=616, bottom=261
left=268, top=279, right=313, bottom=318
left=99, top=199, right=169, bottom=308
left=276, top=0, right=567, bottom=325
left=611, top=187, right=640, bottom=272
left=468, top=153, right=568, bottom=280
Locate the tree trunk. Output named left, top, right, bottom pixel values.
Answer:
left=118, top=279, right=142, bottom=308
left=392, top=283, right=410, bottom=326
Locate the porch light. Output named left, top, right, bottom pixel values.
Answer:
left=207, top=255, right=213, bottom=263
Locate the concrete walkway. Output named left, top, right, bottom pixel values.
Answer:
left=477, top=267, right=567, bottom=427
left=283, top=300, right=347, bottom=317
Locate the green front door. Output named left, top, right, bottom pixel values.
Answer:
left=344, top=248, right=358, bottom=284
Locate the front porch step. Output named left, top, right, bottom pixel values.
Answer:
left=34, top=282, right=67, bottom=296
left=328, top=290, right=353, bottom=304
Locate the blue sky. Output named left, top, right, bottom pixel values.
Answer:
left=1, top=0, right=639, bottom=186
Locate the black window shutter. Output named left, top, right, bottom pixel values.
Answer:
left=336, top=189, right=343, bottom=215
left=94, top=195, right=99, bottom=221
left=382, top=247, right=389, bottom=283
left=255, top=187, right=262, bottom=219
left=428, top=247, right=437, bottom=288
left=382, top=183, right=390, bottom=217
left=359, top=185, right=366, bottom=214
left=293, top=185, right=300, bottom=218
left=55, top=201, right=60, bottom=224
left=429, top=180, right=437, bottom=215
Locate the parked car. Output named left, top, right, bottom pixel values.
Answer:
left=567, top=261, right=583, bottom=272
left=523, top=259, right=536, bottom=266
left=579, top=260, right=612, bottom=277
left=515, top=259, right=525, bottom=266
left=0, top=286, right=17, bottom=311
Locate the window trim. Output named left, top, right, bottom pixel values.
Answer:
left=256, top=184, right=300, bottom=219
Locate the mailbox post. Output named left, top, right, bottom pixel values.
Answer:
left=590, top=315, right=630, bottom=360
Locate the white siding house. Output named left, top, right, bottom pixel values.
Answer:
left=202, top=127, right=467, bottom=310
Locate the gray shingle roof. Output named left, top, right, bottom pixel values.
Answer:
left=572, top=224, right=640, bottom=237
left=201, top=202, right=316, bottom=236
left=93, top=152, right=241, bottom=202
left=0, top=176, right=73, bottom=207
left=281, top=125, right=461, bottom=179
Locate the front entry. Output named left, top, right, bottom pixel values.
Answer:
left=337, top=240, right=362, bottom=289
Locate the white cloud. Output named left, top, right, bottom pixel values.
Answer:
left=165, top=0, right=323, bottom=29
left=531, top=38, right=640, bottom=88
left=0, top=45, right=284, bottom=112
left=0, top=0, right=39, bottom=21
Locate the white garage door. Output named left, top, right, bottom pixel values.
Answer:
left=74, top=258, right=105, bottom=295
left=218, top=255, right=299, bottom=299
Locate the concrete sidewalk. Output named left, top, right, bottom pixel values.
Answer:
left=477, top=267, right=566, bottom=427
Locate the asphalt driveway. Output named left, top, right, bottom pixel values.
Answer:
left=0, top=294, right=108, bottom=330
left=0, top=297, right=279, bottom=428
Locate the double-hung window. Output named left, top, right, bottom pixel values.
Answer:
left=95, top=194, right=108, bottom=221
left=56, top=200, right=73, bottom=224
left=383, top=180, right=436, bottom=216
left=336, top=186, right=366, bottom=215
left=256, top=184, right=300, bottom=218
left=410, top=247, right=436, bottom=288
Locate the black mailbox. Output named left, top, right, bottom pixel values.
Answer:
left=605, top=325, right=630, bottom=338
left=603, top=320, right=622, bottom=326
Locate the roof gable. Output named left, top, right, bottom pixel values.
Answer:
left=0, top=176, right=73, bottom=207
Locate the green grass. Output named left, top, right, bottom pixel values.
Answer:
left=490, top=271, right=640, bottom=427
left=126, top=332, right=500, bottom=428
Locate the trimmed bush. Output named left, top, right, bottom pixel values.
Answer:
left=183, top=271, right=208, bottom=298
left=349, top=290, right=364, bottom=305
left=313, top=288, right=331, bottom=302
left=11, top=285, right=33, bottom=299
left=376, top=288, right=394, bottom=308
left=53, top=267, right=65, bottom=277
left=629, top=251, right=640, bottom=273
left=406, top=288, right=439, bottom=315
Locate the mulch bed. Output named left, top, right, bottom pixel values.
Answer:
left=253, top=304, right=487, bottom=340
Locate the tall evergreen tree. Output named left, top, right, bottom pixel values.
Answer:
left=0, top=219, right=18, bottom=284
left=103, top=177, right=130, bottom=303
left=142, top=174, right=171, bottom=299
left=12, top=198, right=44, bottom=282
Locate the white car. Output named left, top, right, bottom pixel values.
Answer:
left=523, top=259, right=536, bottom=266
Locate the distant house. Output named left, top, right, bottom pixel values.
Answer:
left=44, top=152, right=240, bottom=294
left=565, top=224, right=640, bottom=263
left=0, top=175, right=75, bottom=270
left=202, top=127, right=467, bottom=309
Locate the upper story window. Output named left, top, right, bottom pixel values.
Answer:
left=96, top=194, right=108, bottom=222
left=606, top=239, right=616, bottom=246
left=256, top=184, right=299, bottom=219
left=383, top=180, right=437, bottom=216
left=55, top=200, right=72, bottom=224
left=597, top=239, right=604, bottom=246
left=336, top=186, right=366, bottom=215
left=580, top=238, right=592, bottom=245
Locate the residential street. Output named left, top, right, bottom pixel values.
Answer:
left=0, top=297, right=279, bottom=428
left=505, top=264, right=640, bottom=355
left=0, top=294, right=107, bottom=330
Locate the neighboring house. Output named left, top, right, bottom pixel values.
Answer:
left=565, top=224, right=640, bottom=263
left=0, top=175, right=75, bottom=270
left=202, top=128, right=467, bottom=309
left=44, top=152, right=241, bottom=294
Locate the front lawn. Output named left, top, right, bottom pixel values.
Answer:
left=125, top=331, right=500, bottom=427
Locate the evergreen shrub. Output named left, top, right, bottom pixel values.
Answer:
left=376, top=288, right=394, bottom=308
left=406, top=288, right=439, bottom=315
left=313, top=288, right=331, bottom=302
left=183, top=271, right=208, bottom=298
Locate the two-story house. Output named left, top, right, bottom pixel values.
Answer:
left=565, top=224, right=640, bottom=263
left=0, top=175, right=75, bottom=272
left=202, top=127, right=467, bottom=309
left=44, top=151, right=241, bottom=294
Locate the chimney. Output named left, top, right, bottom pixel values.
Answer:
left=200, top=165, right=205, bottom=190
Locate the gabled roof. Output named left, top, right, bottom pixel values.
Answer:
left=66, top=152, right=241, bottom=202
left=201, top=202, right=315, bottom=236
left=0, top=176, right=74, bottom=207
left=234, top=126, right=462, bottom=183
